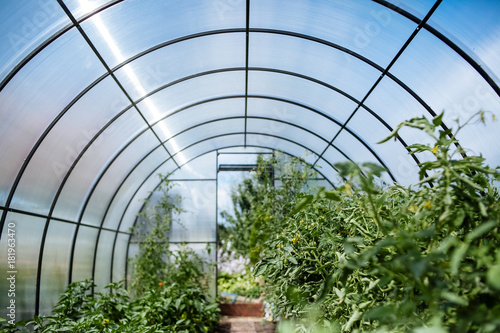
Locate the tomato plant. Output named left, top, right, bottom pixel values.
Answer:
left=255, top=112, right=500, bottom=332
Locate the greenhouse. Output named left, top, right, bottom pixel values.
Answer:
left=1, top=0, right=500, bottom=332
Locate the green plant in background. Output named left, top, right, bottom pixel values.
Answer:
left=218, top=270, right=263, bottom=300
left=220, top=153, right=318, bottom=265
left=129, top=174, right=183, bottom=296
left=255, top=112, right=500, bottom=332
left=2, top=173, right=220, bottom=332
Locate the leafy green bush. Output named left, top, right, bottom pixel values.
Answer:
left=255, top=112, right=500, bottom=332
left=218, top=270, right=263, bottom=300
left=22, top=280, right=219, bottom=333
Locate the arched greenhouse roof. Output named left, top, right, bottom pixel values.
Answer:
left=1, top=0, right=500, bottom=320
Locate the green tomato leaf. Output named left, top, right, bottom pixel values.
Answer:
left=487, top=264, right=500, bottom=291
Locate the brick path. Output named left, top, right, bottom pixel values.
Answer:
left=217, top=316, right=275, bottom=333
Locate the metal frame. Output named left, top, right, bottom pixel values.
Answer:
left=1, top=0, right=500, bottom=317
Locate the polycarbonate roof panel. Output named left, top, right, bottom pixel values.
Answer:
left=249, top=32, right=381, bottom=100
left=384, top=0, right=436, bottom=19
left=176, top=134, right=246, bottom=165
left=169, top=181, right=216, bottom=242
left=0, top=28, right=105, bottom=206
left=169, top=152, right=216, bottom=180
left=112, top=233, right=129, bottom=282
left=55, top=110, right=147, bottom=223
left=138, top=72, right=245, bottom=124
left=114, top=156, right=179, bottom=232
left=72, top=226, right=99, bottom=282
left=10, top=76, right=128, bottom=215
left=247, top=71, right=357, bottom=124
left=80, top=0, right=245, bottom=68
left=347, top=108, right=420, bottom=185
left=94, top=230, right=114, bottom=288
left=102, top=145, right=171, bottom=230
left=114, top=33, right=246, bottom=101
left=0, top=0, right=70, bottom=82
left=247, top=97, right=342, bottom=141
left=246, top=134, right=319, bottom=166
left=90, top=130, right=162, bottom=229
left=160, top=119, right=245, bottom=159
left=250, top=0, right=416, bottom=68
left=39, top=221, right=75, bottom=316
left=390, top=29, right=500, bottom=166
left=429, top=0, right=500, bottom=83
left=247, top=118, right=329, bottom=155
left=62, top=0, right=114, bottom=20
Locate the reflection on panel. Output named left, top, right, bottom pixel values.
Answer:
left=0, top=1, right=70, bottom=81
left=103, top=146, right=171, bottom=230
left=347, top=108, right=420, bottom=185
left=81, top=0, right=245, bottom=68
left=0, top=213, right=45, bottom=321
left=115, top=34, right=246, bottom=101
left=72, top=226, right=99, bottom=282
left=62, top=0, right=114, bottom=20
left=39, top=221, right=75, bottom=316
left=247, top=97, right=341, bottom=141
left=170, top=152, right=216, bottom=180
left=94, top=230, right=115, bottom=291
left=112, top=233, right=129, bottom=283
left=76, top=111, right=148, bottom=226
left=251, top=0, right=416, bottom=67
left=248, top=71, right=357, bottom=124
left=11, top=76, right=128, bottom=215
left=390, top=29, right=500, bottom=167
left=249, top=32, right=380, bottom=100
left=0, top=28, right=105, bottom=207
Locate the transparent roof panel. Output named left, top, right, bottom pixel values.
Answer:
left=39, top=221, right=75, bottom=316
left=169, top=152, right=216, bottom=180
left=80, top=0, right=245, bottom=68
left=251, top=0, right=416, bottom=68
left=169, top=181, right=216, bottom=243
left=0, top=28, right=105, bottom=206
left=114, top=33, right=246, bottom=101
left=247, top=97, right=342, bottom=141
left=112, top=233, right=129, bottom=282
left=92, top=130, right=162, bottom=230
left=246, top=134, right=319, bottom=166
left=429, top=0, right=500, bottom=83
left=247, top=118, right=329, bottom=155
left=160, top=119, right=245, bottom=161
left=56, top=110, right=147, bottom=223
left=347, top=108, right=420, bottom=185
left=62, top=0, right=114, bottom=20
left=0, top=0, right=70, bottom=82
left=176, top=134, right=246, bottom=164
left=249, top=32, right=381, bottom=100
left=248, top=71, right=357, bottom=124
left=384, top=0, right=436, bottom=19
left=10, top=76, right=128, bottom=215
left=137, top=72, right=246, bottom=124
left=72, top=226, right=99, bottom=282
left=390, top=29, right=500, bottom=166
